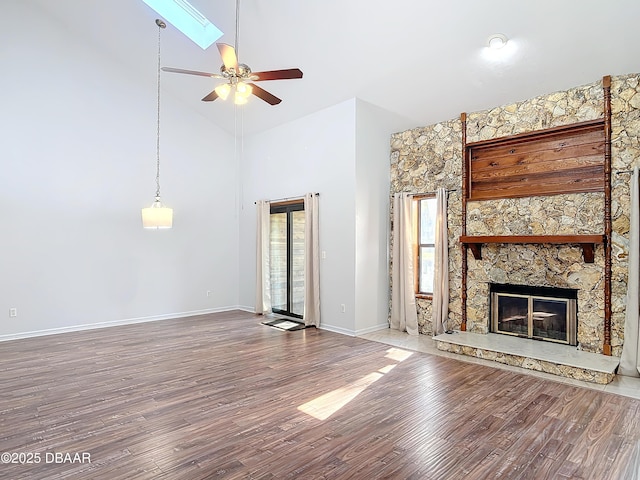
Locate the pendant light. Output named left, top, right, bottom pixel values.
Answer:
left=142, top=19, right=173, bottom=229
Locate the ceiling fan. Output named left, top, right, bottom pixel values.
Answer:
left=161, top=0, right=303, bottom=105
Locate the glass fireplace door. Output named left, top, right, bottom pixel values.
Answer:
left=532, top=297, right=567, bottom=342
left=494, top=293, right=529, bottom=338
left=491, top=290, right=577, bottom=345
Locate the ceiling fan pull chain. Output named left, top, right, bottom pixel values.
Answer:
left=235, top=0, right=240, bottom=59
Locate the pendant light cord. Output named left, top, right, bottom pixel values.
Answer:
left=155, top=19, right=166, bottom=199
left=235, top=0, right=240, bottom=57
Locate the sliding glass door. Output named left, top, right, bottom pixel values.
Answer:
left=270, top=202, right=305, bottom=318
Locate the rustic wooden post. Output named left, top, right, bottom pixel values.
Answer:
left=603, top=75, right=612, bottom=356
left=461, top=112, right=468, bottom=331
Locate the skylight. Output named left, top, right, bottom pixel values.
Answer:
left=141, top=0, right=223, bottom=49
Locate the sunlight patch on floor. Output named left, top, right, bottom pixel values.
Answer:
left=297, top=348, right=414, bottom=420
left=385, top=347, right=414, bottom=362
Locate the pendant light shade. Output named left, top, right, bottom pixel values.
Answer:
left=142, top=196, right=173, bottom=229
left=142, top=19, right=173, bottom=229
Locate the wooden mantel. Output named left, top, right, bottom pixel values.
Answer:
left=459, top=234, right=606, bottom=263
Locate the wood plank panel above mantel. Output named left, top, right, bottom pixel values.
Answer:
left=466, top=119, right=605, bottom=200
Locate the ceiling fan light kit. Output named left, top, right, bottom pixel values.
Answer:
left=161, top=0, right=303, bottom=106
left=234, top=81, right=253, bottom=104
left=142, top=19, right=173, bottom=230
left=214, top=82, right=231, bottom=100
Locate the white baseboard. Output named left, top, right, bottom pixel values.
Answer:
left=318, top=323, right=356, bottom=336
left=0, top=306, right=243, bottom=343
left=318, top=322, right=390, bottom=337
left=0, top=307, right=390, bottom=344
left=236, top=305, right=256, bottom=313
left=354, top=323, right=390, bottom=336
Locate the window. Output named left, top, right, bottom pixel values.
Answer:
left=141, top=0, right=223, bottom=49
left=413, top=196, right=437, bottom=295
left=270, top=201, right=305, bottom=318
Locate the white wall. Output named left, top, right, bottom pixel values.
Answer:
left=1, top=2, right=416, bottom=340
left=354, top=99, right=415, bottom=334
left=238, top=100, right=357, bottom=334
left=238, top=99, right=415, bottom=335
left=0, top=1, right=238, bottom=339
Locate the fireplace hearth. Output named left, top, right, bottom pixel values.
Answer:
left=490, top=283, right=578, bottom=346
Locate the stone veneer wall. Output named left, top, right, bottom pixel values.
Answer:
left=390, top=73, right=640, bottom=355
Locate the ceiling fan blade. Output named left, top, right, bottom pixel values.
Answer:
left=217, top=43, right=239, bottom=71
left=251, top=68, right=303, bottom=81
left=202, top=90, right=219, bottom=102
left=250, top=84, right=282, bottom=105
left=162, top=67, right=223, bottom=78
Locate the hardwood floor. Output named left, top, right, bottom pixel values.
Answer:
left=1, top=310, right=639, bottom=479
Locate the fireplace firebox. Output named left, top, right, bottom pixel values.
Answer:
left=490, top=283, right=577, bottom=346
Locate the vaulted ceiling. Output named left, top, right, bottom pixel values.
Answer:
left=31, top=0, right=640, bottom=135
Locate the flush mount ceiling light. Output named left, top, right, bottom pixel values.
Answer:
left=487, top=33, right=508, bottom=49
left=141, top=19, right=173, bottom=229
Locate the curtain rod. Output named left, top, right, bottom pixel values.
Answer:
left=405, top=188, right=459, bottom=195
left=254, top=192, right=319, bottom=204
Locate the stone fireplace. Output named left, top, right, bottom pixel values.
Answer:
left=390, top=73, right=639, bottom=360
left=490, top=283, right=577, bottom=346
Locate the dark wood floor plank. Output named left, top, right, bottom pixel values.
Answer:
left=0, top=310, right=639, bottom=479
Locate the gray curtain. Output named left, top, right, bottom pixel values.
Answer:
left=432, top=188, right=449, bottom=336
left=255, top=200, right=272, bottom=315
left=390, top=193, right=419, bottom=335
left=303, top=193, right=321, bottom=327
left=620, top=166, right=640, bottom=376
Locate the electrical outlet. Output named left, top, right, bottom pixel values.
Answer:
left=9, top=308, right=17, bottom=318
